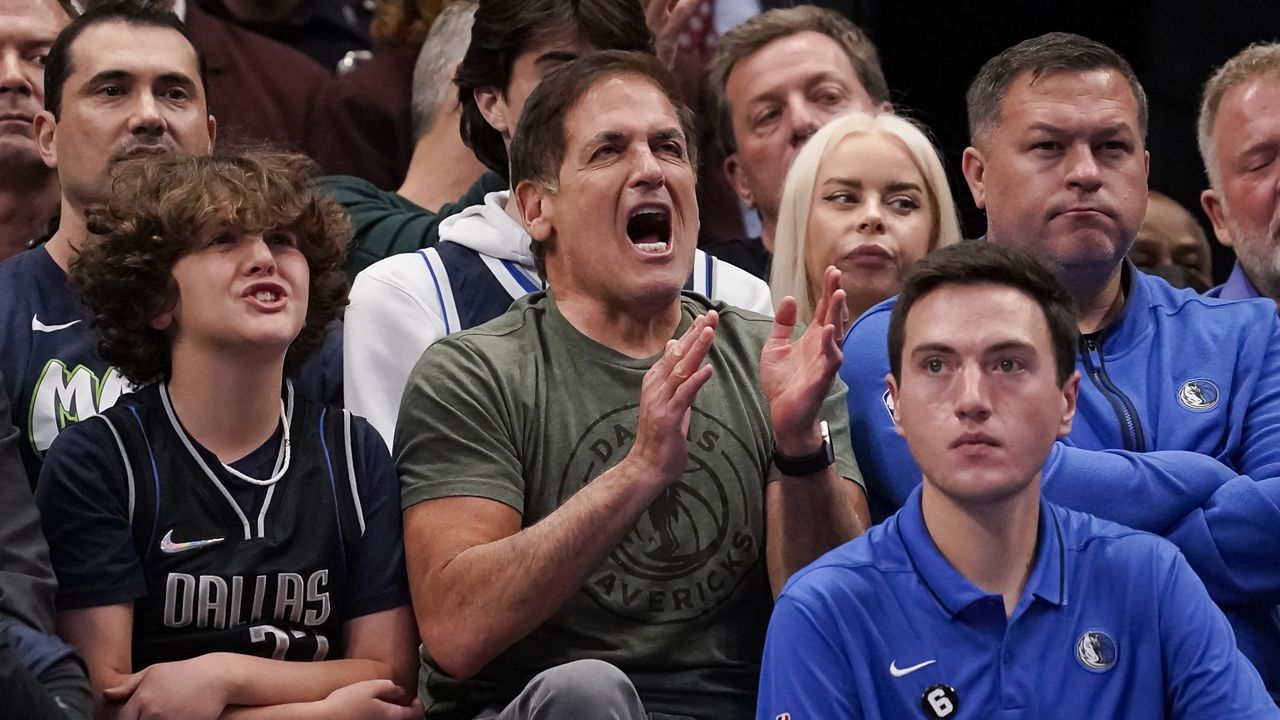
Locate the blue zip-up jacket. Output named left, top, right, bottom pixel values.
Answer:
left=840, top=262, right=1280, bottom=693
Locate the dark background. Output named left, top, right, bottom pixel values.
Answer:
left=800, top=0, right=1280, bottom=284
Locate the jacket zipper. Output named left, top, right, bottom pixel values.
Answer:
left=1079, top=334, right=1146, bottom=452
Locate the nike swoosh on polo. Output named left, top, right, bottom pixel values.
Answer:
left=159, top=529, right=225, bottom=554
left=889, top=659, right=936, bottom=677
left=31, top=315, right=81, bottom=333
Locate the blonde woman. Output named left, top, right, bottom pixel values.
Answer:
left=771, top=112, right=962, bottom=324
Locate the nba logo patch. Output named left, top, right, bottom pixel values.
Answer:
left=775, top=714, right=791, bottom=720
left=1177, top=378, right=1219, bottom=412
left=882, top=388, right=896, bottom=420
left=1075, top=629, right=1118, bottom=672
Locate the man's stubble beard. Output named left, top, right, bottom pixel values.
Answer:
left=1227, top=206, right=1280, bottom=301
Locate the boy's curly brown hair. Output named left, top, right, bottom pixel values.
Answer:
left=71, top=150, right=352, bottom=386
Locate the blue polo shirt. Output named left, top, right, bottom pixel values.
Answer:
left=757, top=486, right=1276, bottom=719
left=840, top=263, right=1280, bottom=693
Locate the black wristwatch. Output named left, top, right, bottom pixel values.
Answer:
left=772, top=420, right=835, bottom=476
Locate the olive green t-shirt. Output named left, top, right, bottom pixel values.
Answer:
left=396, top=291, right=862, bottom=719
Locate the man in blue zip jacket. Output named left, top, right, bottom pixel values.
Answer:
left=841, top=31, right=1280, bottom=697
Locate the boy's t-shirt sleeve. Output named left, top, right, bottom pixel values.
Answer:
left=342, top=416, right=410, bottom=619
left=34, top=418, right=146, bottom=611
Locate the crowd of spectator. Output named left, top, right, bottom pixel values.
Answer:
left=4, top=0, right=1280, bottom=718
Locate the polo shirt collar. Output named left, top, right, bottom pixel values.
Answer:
left=897, top=485, right=1067, bottom=619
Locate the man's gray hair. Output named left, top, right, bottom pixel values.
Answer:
left=1198, top=42, right=1280, bottom=191
left=410, top=0, right=478, bottom=141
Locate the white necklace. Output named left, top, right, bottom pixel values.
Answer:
left=219, top=399, right=291, bottom=486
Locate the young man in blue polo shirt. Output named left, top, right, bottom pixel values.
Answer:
left=758, top=243, right=1275, bottom=719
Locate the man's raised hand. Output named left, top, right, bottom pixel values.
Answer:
left=761, top=267, right=849, bottom=456
left=630, top=311, right=718, bottom=484
left=639, top=0, right=705, bottom=66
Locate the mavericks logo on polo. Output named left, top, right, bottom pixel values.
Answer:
left=1075, top=629, right=1117, bottom=672
left=560, top=405, right=762, bottom=622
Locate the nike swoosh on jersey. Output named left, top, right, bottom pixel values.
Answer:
left=159, top=529, right=225, bottom=554
left=889, top=659, right=936, bottom=677
left=31, top=315, right=82, bottom=333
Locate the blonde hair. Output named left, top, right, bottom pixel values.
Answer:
left=770, top=112, right=962, bottom=324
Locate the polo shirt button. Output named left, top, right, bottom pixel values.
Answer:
left=1003, top=649, right=1012, bottom=662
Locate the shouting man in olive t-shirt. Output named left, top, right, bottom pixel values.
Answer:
left=394, top=51, right=870, bottom=719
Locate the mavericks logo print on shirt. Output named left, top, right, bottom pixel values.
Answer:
left=28, top=359, right=131, bottom=454
left=560, top=404, right=763, bottom=622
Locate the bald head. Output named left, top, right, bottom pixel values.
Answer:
left=1130, top=192, right=1212, bottom=291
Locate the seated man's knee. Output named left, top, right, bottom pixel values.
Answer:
left=523, top=659, right=643, bottom=717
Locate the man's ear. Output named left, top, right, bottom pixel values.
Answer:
left=1058, top=370, right=1081, bottom=438
left=474, top=86, right=512, bottom=137
left=724, top=153, right=755, bottom=209
left=34, top=110, right=57, bottom=170
left=961, top=146, right=987, bottom=210
left=878, top=100, right=894, bottom=114
left=1201, top=187, right=1235, bottom=248
left=514, top=179, right=554, bottom=242
left=885, top=372, right=905, bottom=438
left=206, top=113, right=217, bottom=150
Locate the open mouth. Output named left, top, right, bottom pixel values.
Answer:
left=626, top=206, right=672, bottom=254
left=243, top=282, right=287, bottom=307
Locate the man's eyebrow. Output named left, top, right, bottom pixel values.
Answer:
left=156, top=72, right=197, bottom=90
left=81, top=69, right=132, bottom=89
left=590, top=130, right=625, bottom=145
left=804, top=71, right=849, bottom=87
left=982, top=340, right=1036, bottom=354
left=1236, top=139, right=1278, bottom=161
left=909, top=342, right=956, bottom=355
left=910, top=340, right=1036, bottom=355
left=650, top=127, right=685, bottom=143
left=1025, top=120, right=1134, bottom=136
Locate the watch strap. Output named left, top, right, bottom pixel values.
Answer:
left=772, top=420, right=835, bottom=476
